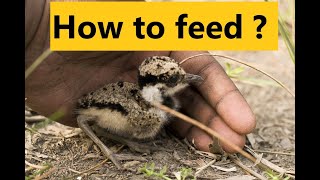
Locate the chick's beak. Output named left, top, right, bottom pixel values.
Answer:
left=183, top=73, right=204, bottom=84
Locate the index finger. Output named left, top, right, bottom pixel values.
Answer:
left=170, top=51, right=256, bottom=135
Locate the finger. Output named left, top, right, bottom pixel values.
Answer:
left=207, top=116, right=246, bottom=153
left=169, top=87, right=214, bottom=137
left=170, top=51, right=256, bottom=135
left=168, top=116, right=193, bottom=138
left=178, top=88, right=245, bottom=153
left=187, top=117, right=246, bottom=153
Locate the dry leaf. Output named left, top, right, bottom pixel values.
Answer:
left=173, top=150, right=181, bottom=160
left=218, top=175, right=256, bottom=180
left=211, top=165, right=237, bottom=172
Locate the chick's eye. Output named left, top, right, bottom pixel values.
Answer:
left=169, top=75, right=179, bottom=83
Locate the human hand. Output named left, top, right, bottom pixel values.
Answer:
left=25, top=0, right=255, bottom=153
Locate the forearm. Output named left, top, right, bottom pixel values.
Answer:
left=25, top=0, right=47, bottom=48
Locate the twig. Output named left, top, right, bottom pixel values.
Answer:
left=251, top=153, right=263, bottom=167
left=25, top=126, right=40, bottom=134
left=244, top=146, right=292, bottom=175
left=210, top=164, right=237, bottom=172
left=63, top=130, right=83, bottom=138
left=65, top=145, right=124, bottom=180
left=286, top=170, right=295, bottom=175
left=214, top=161, right=232, bottom=166
left=69, top=158, right=109, bottom=178
left=179, top=53, right=295, bottom=98
left=286, top=173, right=295, bottom=179
left=34, top=167, right=57, bottom=180
left=183, top=139, right=217, bottom=159
left=25, top=48, right=52, bottom=79
left=25, top=160, right=47, bottom=169
left=25, top=115, right=47, bottom=123
left=68, top=168, right=82, bottom=174
left=195, top=159, right=216, bottom=176
left=114, top=154, right=147, bottom=161
left=167, top=131, right=191, bottom=153
left=152, top=102, right=256, bottom=163
left=229, top=155, right=267, bottom=180
left=25, top=166, right=34, bottom=172
left=253, top=150, right=295, bottom=156
left=152, top=102, right=296, bottom=177
left=25, top=110, right=32, bottom=116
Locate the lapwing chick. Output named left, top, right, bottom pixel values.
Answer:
left=76, top=56, right=203, bottom=169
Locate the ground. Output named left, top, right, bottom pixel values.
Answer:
left=25, top=34, right=295, bottom=180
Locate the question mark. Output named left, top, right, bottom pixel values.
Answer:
left=254, top=15, right=267, bottom=39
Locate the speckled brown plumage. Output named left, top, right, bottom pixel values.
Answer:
left=76, top=81, right=166, bottom=140
left=75, top=56, right=203, bottom=169
left=138, top=56, right=186, bottom=88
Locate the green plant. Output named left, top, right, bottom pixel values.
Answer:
left=278, top=16, right=295, bottom=64
left=139, top=163, right=171, bottom=180
left=173, top=167, right=195, bottom=180
left=225, top=62, right=280, bottom=88
left=25, top=48, right=52, bottom=79
left=264, top=171, right=290, bottom=180
left=225, top=62, right=244, bottom=78
left=265, top=0, right=295, bottom=63
left=32, top=109, right=65, bottom=130
left=25, top=163, right=52, bottom=180
left=139, top=163, right=195, bottom=180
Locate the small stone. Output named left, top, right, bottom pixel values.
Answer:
left=280, top=138, right=293, bottom=150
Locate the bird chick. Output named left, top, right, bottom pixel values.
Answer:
left=76, top=56, right=203, bottom=169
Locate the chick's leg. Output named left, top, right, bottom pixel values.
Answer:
left=103, top=132, right=152, bottom=154
left=77, top=115, right=122, bottom=169
left=92, top=126, right=170, bottom=153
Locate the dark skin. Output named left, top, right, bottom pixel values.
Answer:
left=25, top=0, right=256, bottom=153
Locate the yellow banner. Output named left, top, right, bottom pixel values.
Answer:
left=50, top=2, right=278, bottom=51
